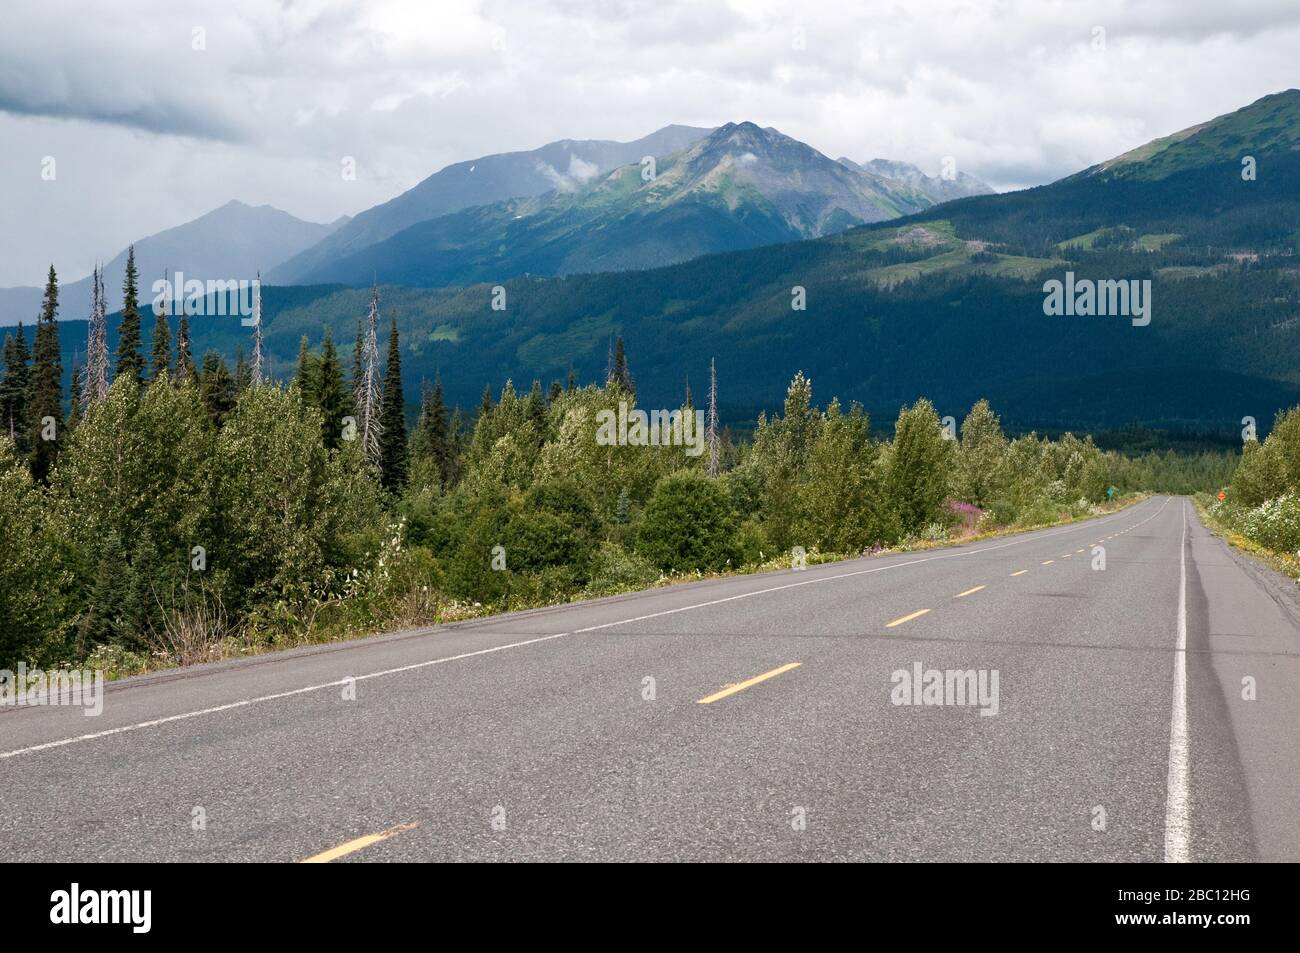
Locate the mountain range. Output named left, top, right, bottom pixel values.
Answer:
left=0, top=202, right=345, bottom=327
left=0, top=122, right=992, bottom=325
left=188, top=91, right=1300, bottom=431
left=266, top=124, right=717, bottom=284
left=284, top=122, right=992, bottom=288
left=24, top=90, right=1300, bottom=435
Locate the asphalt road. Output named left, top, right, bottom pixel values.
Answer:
left=3, top=495, right=1298, bottom=862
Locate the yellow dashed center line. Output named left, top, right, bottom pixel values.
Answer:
left=886, top=608, right=931, bottom=628
left=301, top=821, right=419, bottom=863
left=955, top=585, right=985, bottom=598
left=697, top=662, right=802, bottom=704
left=1010, top=570, right=1029, bottom=577
left=1041, top=560, right=1054, bottom=565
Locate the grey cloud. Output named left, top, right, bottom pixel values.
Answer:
left=3, top=0, right=1300, bottom=285
left=0, top=89, right=248, bottom=142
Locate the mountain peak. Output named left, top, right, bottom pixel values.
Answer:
left=268, top=124, right=716, bottom=284
left=700, top=121, right=782, bottom=153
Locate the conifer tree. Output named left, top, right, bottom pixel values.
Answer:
left=69, top=358, right=82, bottom=426
left=28, top=265, right=63, bottom=481
left=1, top=327, right=31, bottom=449
left=479, top=383, right=494, bottom=419
left=608, top=335, right=634, bottom=392
left=151, top=278, right=172, bottom=381
left=199, top=352, right=236, bottom=427
left=526, top=379, right=547, bottom=445
left=420, top=372, right=450, bottom=487
left=378, top=317, right=407, bottom=491
left=316, top=326, right=348, bottom=450
left=174, top=308, right=196, bottom=384
left=77, top=529, right=131, bottom=647
left=116, top=246, right=145, bottom=385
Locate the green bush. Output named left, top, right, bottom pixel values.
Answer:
left=734, top=517, right=771, bottom=566
left=442, top=485, right=512, bottom=603
left=506, top=509, right=592, bottom=577
left=586, top=541, right=661, bottom=595
left=636, top=471, right=739, bottom=573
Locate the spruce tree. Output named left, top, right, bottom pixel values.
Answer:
left=77, top=529, right=131, bottom=646
left=424, top=372, right=450, bottom=486
left=1, top=327, right=31, bottom=449
left=378, top=317, right=408, bottom=491
left=174, top=309, right=196, bottom=384
left=27, top=266, right=63, bottom=481
left=609, top=335, right=634, bottom=393
left=151, top=288, right=172, bottom=382
left=116, top=246, right=145, bottom=385
left=69, top=359, right=82, bottom=425
left=316, top=327, right=348, bottom=450
left=479, top=383, right=494, bottom=419
left=526, top=379, right=547, bottom=445
left=199, top=352, right=236, bottom=427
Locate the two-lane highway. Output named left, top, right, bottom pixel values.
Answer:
left=2, top=496, right=1298, bottom=861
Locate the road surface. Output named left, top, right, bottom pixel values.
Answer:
left=2, top=496, right=1298, bottom=862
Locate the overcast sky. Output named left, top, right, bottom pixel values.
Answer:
left=2, top=0, right=1298, bottom=287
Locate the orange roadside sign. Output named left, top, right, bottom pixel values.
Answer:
left=1217, top=490, right=1226, bottom=501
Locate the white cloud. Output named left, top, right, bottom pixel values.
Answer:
left=1, top=0, right=1299, bottom=285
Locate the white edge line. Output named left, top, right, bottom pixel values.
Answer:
left=0, top=633, right=570, bottom=760
left=2, top=497, right=1168, bottom=761
left=1164, top=499, right=1191, bottom=862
